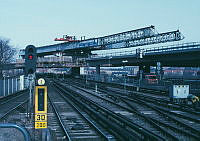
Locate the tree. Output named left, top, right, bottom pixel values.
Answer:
left=0, top=38, right=16, bottom=78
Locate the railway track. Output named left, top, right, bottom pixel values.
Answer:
left=98, top=86, right=200, bottom=140
left=48, top=83, right=112, bottom=141
left=54, top=80, right=181, bottom=140
left=0, top=89, right=29, bottom=121
left=70, top=77, right=199, bottom=109
left=59, top=78, right=200, bottom=140
left=0, top=89, right=35, bottom=140
left=64, top=77, right=199, bottom=112
left=105, top=86, right=200, bottom=113
left=75, top=77, right=200, bottom=112
left=65, top=77, right=169, bottom=101
left=61, top=77, right=199, bottom=114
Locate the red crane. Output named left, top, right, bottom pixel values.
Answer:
left=54, top=35, right=80, bottom=42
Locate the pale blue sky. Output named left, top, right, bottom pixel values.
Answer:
left=0, top=0, right=199, bottom=49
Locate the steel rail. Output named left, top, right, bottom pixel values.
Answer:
left=47, top=94, right=71, bottom=141
left=54, top=81, right=165, bottom=141
left=69, top=83, right=179, bottom=140
left=51, top=83, right=115, bottom=141
left=0, top=99, right=28, bottom=120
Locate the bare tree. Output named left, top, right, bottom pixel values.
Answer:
left=0, top=38, right=16, bottom=78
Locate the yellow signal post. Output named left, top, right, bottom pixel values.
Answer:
left=35, top=86, right=47, bottom=129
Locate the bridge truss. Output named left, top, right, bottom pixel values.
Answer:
left=19, top=25, right=184, bottom=57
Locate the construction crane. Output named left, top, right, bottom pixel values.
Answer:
left=54, top=35, right=80, bottom=42
left=95, top=26, right=184, bottom=49
left=19, top=25, right=184, bottom=57
left=76, top=25, right=184, bottom=50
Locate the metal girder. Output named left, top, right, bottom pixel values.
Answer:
left=19, top=25, right=184, bottom=57
left=107, top=30, right=183, bottom=49
left=76, top=26, right=183, bottom=49
left=97, top=25, right=156, bottom=46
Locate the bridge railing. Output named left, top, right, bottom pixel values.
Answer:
left=91, top=50, right=137, bottom=58
left=144, top=42, right=200, bottom=54
left=90, top=42, right=200, bottom=58
left=37, top=62, right=87, bottom=68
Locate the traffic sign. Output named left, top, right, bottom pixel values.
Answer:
left=35, top=122, right=47, bottom=129
left=35, top=86, right=47, bottom=129
left=35, top=114, right=47, bottom=122
left=38, top=78, right=45, bottom=85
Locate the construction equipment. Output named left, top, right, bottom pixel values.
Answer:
left=54, top=35, right=80, bottom=42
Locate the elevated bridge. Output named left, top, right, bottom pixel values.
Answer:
left=19, top=26, right=183, bottom=57
left=87, top=42, right=200, bottom=67
left=4, top=26, right=197, bottom=78
left=2, top=42, right=200, bottom=71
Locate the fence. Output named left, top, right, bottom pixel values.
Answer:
left=0, top=75, right=28, bottom=97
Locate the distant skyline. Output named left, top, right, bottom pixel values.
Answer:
left=0, top=0, right=200, bottom=49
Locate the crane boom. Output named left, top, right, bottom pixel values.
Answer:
left=19, top=25, right=184, bottom=57
left=76, top=26, right=184, bottom=50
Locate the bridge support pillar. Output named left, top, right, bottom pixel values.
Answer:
left=96, top=65, right=100, bottom=75
left=71, top=67, right=80, bottom=76
left=139, top=65, right=150, bottom=75
left=139, top=65, right=151, bottom=83
left=139, top=65, right=143, bottom=76
left=143, top=65, right=150, bottom=73
left=139, top=65, right=150, bottom=73
left=96, top=65, right=100, bottom=81
left=0, top=70, right=2, bottom=78
left=156, top=62, right=163, bottom=80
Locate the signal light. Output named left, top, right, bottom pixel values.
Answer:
left=28, top=55, right=33, bottom=60
left=25, top=45, right=37, bottom=75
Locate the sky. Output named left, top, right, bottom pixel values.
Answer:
left=0, top=0, right=200, bottom=50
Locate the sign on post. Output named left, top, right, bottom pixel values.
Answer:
left=35, top=86, right=47, bottom=129
left=169, top=85, right=189, bottom=99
